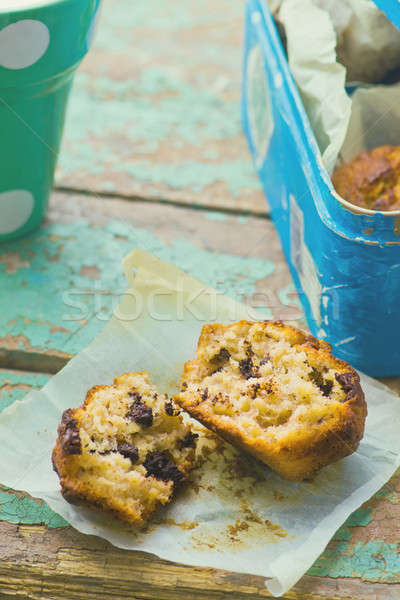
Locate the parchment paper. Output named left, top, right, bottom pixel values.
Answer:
left=278, top=0, right=400, bottom=174
left=339, top=83, right=400, bottom=164
left=1, top=249, right=400, bottom=597
left=314, top=0, right=400, bottom=83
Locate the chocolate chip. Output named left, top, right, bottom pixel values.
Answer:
left=128, top=391, right=142, bottom=402
left=213, top=347, right=231, bottom=362
left=244, top=341, right=255, bottom=358
left=117, top=443, right=139, bottom=464
left=320, top=380, right=333, bottom=397
left=239, top=357, right=259, bottom=380
left=181, top=381, right=188, bottom=389
left=201, top=387, right=209, bottom=401
left=335, top=372, right=357, bottom=401
left=259, top=356, right=270, bottom=366
left=143, top=452, right=184, bottom=484
left=164, top=401, right=175, bottom=416
left=180, top=431, right=199, bottom=448
left=126, top=398, right=153, bottom=427
left=310, top=368, right=333, bottom=397
left=251, top=383, right=261, bottom=399
left=59, top=409, right=82, bottom=455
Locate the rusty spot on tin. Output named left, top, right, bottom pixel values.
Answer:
left=362, top=228, right=374, bottom=235
left=393, top=215, right=400, bottom=237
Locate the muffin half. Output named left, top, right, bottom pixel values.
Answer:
left=174, top=321, right=367, bottom=481
left=52, top=372, right=198, bottom=525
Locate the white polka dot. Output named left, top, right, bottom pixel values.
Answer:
left=0, top=190, right=34, bottom=234
left=0, top=20, right=50, bottom=70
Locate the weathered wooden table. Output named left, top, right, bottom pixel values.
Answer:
left=1, top=1, right=399, bottom=598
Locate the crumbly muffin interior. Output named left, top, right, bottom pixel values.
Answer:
left=56, top=373, right=197, bottom=521
left=182, top=322, right=353, bottom=441
left=332, top=145, right=400, bottom=211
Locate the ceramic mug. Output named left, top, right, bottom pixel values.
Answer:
left=0, top=0, right=101, bottom=242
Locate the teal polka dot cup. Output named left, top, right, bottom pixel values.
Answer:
left=0, top=0, right=101, bottom=241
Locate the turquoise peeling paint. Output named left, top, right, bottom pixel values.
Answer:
left=57, top=72, right=260, bottom=197
left=308, top=507, right=390, bottom=580
left=0, top=490, right=67, bottom=528
left=94, top=0, right=244, bottom=45
left=111, top=161, right=258, bottom=198
left=204, top=212, right=229, bottom=223
left=0, top=372, right=67, bottom=528
left=330, top=508, right=373, bottom=542
left=0, top=372, right=50, bottom=413
left=91, top=0, right=244, bottom=55
left=332, top=524, right=353, bottom=542
left=346, top=508, right=373, bottom=527
left=60, top=72, right=242, bottom=147
left=0, top=220, right=275, bottom=356
left=308, top=541, right=400, bottom=582
left=54, top=0, right=262, bottom=198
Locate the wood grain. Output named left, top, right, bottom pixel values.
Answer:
left=54, top=0, right=267, bottom=214
left=1, top=521, right=400, bottom=600
left=0, top=190, right=291, bottom=373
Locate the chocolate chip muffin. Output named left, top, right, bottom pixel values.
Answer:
left=332, top=145, right=400, bottom=212
left=52, top=373, right=198, bottom=526
left=174, top=321, right=367, bottom=482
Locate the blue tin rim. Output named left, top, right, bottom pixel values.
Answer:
left=373, top=0, right=400, bottom=32
left=253, top=0, right=400, bottom=244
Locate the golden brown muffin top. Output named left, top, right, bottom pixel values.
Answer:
left=332, top=145, right=400, bottom=212
left=174, top=321, right=367, bottom=482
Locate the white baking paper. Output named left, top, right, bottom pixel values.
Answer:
left=278, top=0, right=400, bottom=174
left=314, top=0, right=400, bottom=84
left=279, top=0, right=352, bottom=174
left=339, top=83, right=400, bottom=164
left=0, top=249, right=400, bottom=597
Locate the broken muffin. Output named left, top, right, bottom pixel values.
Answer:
left=332, top=145, right=400, bottom=212
left=173, top=321, right=367, bottom=481
left=52, top=372, right=198, bottom=525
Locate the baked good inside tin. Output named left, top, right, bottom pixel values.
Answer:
left=332, top=145, right=400, bottom=211
left=173, top=320, right=367, bottom=482
left=52, top=372, right=198, bottom=526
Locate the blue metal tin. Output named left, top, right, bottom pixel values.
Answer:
left=242, top=0, right=400, bottom=377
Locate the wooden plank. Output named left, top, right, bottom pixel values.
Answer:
left=1, top=370, right=400, bottom=599
left=2, top=520, right=400, bottom=600
left=0, top=190, right=290, bottom=372
left=54, top=0, right=267, bottom=214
